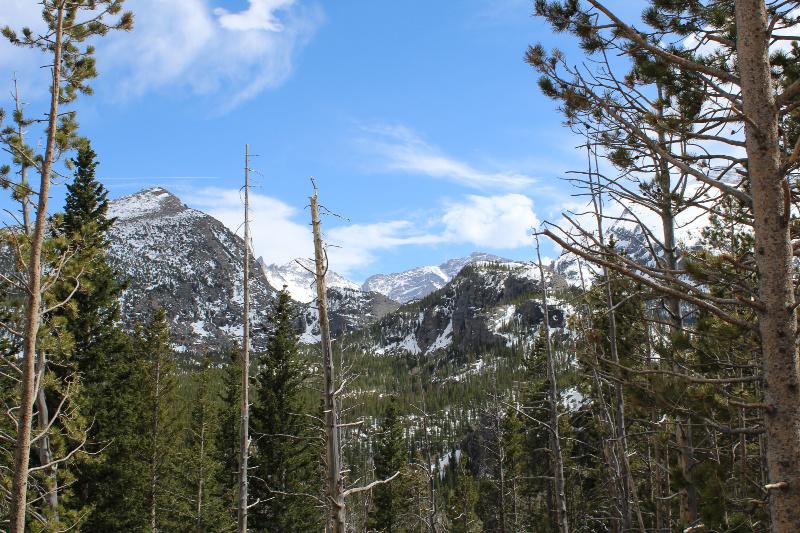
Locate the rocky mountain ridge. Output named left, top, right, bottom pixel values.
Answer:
left=107, top=187, right=276, bottom=356
left=361, top=252, right=511, bottom=303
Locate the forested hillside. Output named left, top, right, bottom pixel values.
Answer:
left=1, top=1, right=799, bottom=533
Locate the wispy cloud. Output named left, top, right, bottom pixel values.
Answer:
left=183, top=187, right=542, bottom=277
left=358, top=124, right=537, bottom=190
left=185, top=187, right=313, bottom=266
left=100, top=0, right=323, bottom=108
left=0, top=0, right=323, bottom=109
left=326, top=221, right=442, bottom=274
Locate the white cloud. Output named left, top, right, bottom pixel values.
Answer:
left=441, top=193, right=539, bottom=248
left=327, top=221, right=442, bottom=274
left=0, top=0, right=323, bottom=108
left=184, top=187, right=439, bottom=276
left=185, top=187, right=312, bottom=266
left=100, top=0, right=323, bottom=107
left=215, top=0, right=293, bottom=32
left=183, top=188, right=541, bottom=277
left=0, top=1, right=49, bottom=98
left=359, top=124, right=537, bottom=190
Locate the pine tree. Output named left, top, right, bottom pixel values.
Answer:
left=251, top=289, right=321, bottom=532
left=81, top=331, right=150, bottom=533
left=1, top=5, right=133, bottom=528
left=447, top=453, right=480, bottom=533
left=528, top=3, right=800, bottom=528
left=216, top=348, right=241, bottom=529
left=139, top=309, right=181, bottom=533
left=368, top=397, right=408, bottom=532
left=177, top=356, right=228, bottom=533
left=50, top=144, right=148, bottom=531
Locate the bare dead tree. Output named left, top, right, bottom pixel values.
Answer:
left=238, top=144, right=251, bottom=533
left=534, top=234, right=569, bottom=533
left=310, top=182, right=346, bottom=532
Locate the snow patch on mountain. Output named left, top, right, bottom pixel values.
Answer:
left=262, top=258, right=359, bottom=303
left=362, top=252, right=511, bottom=303
left=106, top=187, right=277, bottom=358
left=109, top=186, right=184, bottom=220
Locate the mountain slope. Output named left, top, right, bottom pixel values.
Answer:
left=346, top=259, right=566, bottom=362
left=262, top=258, right=360, bottom=303
left=298, top=287, right=401, bottom=343
left=362, top=252, right=510, bottom=303
left=107, top=187, right=277, bottom=356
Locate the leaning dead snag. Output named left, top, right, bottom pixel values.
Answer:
left=238, top=144, right=251, bottom=533
left=310, top=182, right=346, bottom=532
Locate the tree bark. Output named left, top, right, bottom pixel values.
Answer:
left=735, top=2, right=800, bottom=530
left=238, top=144, right=250, bottom=533
left=9, top=4, right=65, bottom=532
left=13, top=77, right=31, bottom=235
left=196, top=416, right=205, bottom=533
left=311, top=187, right=346, bottom=533
left=535, top=237, right=570, bottom=533
left=654, top=85, right=700, bottom=529
left=35, top=352, right=58, bottom=521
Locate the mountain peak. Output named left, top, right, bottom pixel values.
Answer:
left=109, top=187, right=187, bottom=221
left=263, top=258, right=360, bottom=303
left=362, top=251, right=514, bottom=303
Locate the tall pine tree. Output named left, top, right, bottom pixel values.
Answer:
left=251, top=289, right=321, bottom=532
left=368, top=397, right=408, bottom=532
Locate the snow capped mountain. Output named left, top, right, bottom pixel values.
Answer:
left=107, top=187, right=277, bottom=357
left=345, top=259, right=565, bottom=361
left=551, top=213, right=706, bottom=288
left=362, top=252, right=511, bottom=303
left=262, top=258, right=359, bottom=303
left=298, top=286, right=400, bottom=344
left=105, top=188, right=397, bottom=352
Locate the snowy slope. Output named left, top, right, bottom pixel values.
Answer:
left=262, top=258, right=359, bottom=303
left=362, top=252, right=510, bottom=303
left=551, top=211, right=707, bottom=288
left=346, top=259, right=564, bottom=359
left=107, top=187, right=278, bottom=357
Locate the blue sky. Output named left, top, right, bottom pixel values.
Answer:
left=0, top=0, right=598, bottom=282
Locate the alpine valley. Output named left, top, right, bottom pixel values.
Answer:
left=102, top=187, right=575, bottom=454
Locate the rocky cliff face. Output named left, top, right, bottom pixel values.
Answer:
left=106, top=188, right=398, bottom=356
left=298, top=287, right=401, bottom=343
left=107, top=187, right=277, bottom=357
left=361, top=252, right=510, bottom=303
left=345, top=260, right=566, bottom=360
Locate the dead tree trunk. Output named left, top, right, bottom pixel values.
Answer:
left=9, top=4, right=65, bottom=531
left=735, top=2, right=800, bottom=530
left=34, top=351, right=58, bottom=521
left=310, top=184, right=346, bottom=532
left=196, top=412, right=206, bottom=533
left=535, top=236, right=569, bottom=533
left=238, top=144, right=251, bottom=533
left=652, top=84, right=700, bottom=529
left=150, top=356, right=162, bottom=533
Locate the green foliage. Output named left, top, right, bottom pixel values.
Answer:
left=446, top=453, right=480, bottom=533
left=174, top=356, right=230, bottom=532
left=368, top=398, right=409, bottom=532
left=138, top=309, right=182, bottom=532
left=251, top=290, right=322, bottom=532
